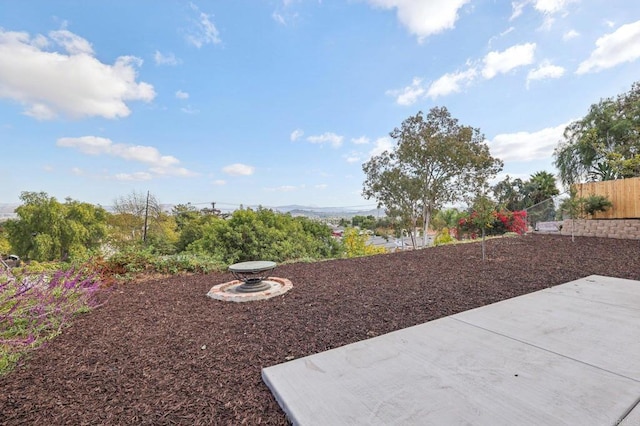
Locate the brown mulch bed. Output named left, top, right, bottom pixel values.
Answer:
left=1, top=234, right=639, bottom=425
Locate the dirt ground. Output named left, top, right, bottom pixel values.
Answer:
left=1, top=234, right=639, bottom=425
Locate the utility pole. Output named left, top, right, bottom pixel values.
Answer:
left=143, top=190, right=150, bottom=243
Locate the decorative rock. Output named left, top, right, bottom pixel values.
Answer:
left=207, top=277, right=293, bottom=303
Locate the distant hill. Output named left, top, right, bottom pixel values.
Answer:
left=0, top=202, right=384, bottom=221
left=275, top=206, right=384, bottom=219
left=0, top=203, right=18, bottom=220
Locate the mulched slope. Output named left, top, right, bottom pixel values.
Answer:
left=1, top=234, right=639, bottom=425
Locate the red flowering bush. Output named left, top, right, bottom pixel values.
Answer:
left=457, top=210, right=527, bottom=239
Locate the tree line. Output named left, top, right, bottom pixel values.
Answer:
left=2, top=81, right=636, bottom=263
left=0, top=192, right=343, bottom=265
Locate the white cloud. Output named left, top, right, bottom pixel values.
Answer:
left=186, top=3, right=221, bottom=48
left=272, top=12, right=286, bottom=25
left=290, top=129, right=304, bottom=141
left=212, top=179, right=226, bottom=186
left=426, top=68, right=477, bottom=99
left=344, top=152, right=362, bottom=163
left=387, top=77, right=426, bottom=106
left=526, top=61, right=565, bottom=87
left=265, top=184, right=303, bottom=192
left=277, top=185, right=299, bottom=192
left=563, top=29, right=580, bottom=40
left=576, top=21, right=640, bottom=74
left=315, top=184, right=328, bottom=189
left=482, top=43, right=536, bottom=79
left=56, top=136, right=197, bottom=178
left=149, top=166, right=196, bottom=177
left=175, top=90, right=190, bottom=99
left=114, top=172, right=153, bottom=181
left=510, top=1, right=526, bottom=20
left=57, top=136, right=179, bottom=167
left=155, top=51, right=180, bottom=66
left=222, top=163, right=255, bottom=176
left=487, top=122, right=568, bottom=162
left=369, top=137, right=394, bottom=158
left=0, top=29, right=155, bottom=120
left=71, top=167, right=84, bottom=176
left=49, top=30, right=93, bottom=55
left=181, top=105, right=199, bottom=114
left=366, top=0, right=470, bottom=41
left=306, top=132, right=344, bottom=148
left=511, top=0, right=577, bottom=19
left=351, top=136, right=370, bottom=145
left=533, top=0, right=577, bottom=14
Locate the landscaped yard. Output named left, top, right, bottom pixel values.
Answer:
left=1, top=234, right=639, bottom=425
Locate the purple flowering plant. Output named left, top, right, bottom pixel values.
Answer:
left=0, top=265, right=105, bottom=375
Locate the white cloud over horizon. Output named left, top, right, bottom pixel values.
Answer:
left=0, top=29, right=155, bottom=120
left=577, top=20, right=640, bottom=74
left=56, top=136, right=196, bottom=178
left=487, top=122, right=569, bottom=162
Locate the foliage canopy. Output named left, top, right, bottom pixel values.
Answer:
left=5, top=192, right=107, bottom=261
left=362, top=107, right=502, bottom=248
left=554, top=81, right=640, bottom=186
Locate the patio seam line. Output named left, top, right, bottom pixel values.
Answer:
left=450, top=316, right=640, bottom=384
left=619, top=395, right=640, bottom=424
left=543, top=290, right=640, bottom=312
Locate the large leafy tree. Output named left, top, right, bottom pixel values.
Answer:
left=5, top=191, right=107, bottom=261
left=492, top=171, right=559, bottom=209
left=363, top=107, right=503, bottom=247
left=492, top=175, right=526, bottom=211
left=554, top=81, right=640, bottom=186
left=188, top=207, right=341, bottom=264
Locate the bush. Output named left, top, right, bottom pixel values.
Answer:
left=457, top=209, right=527, bottom=239
left=187, top=208, right=342, bottom=264
left=342, top=228, right=387, bottom=258
left=433, top=227, right=455, bottom=246
left=581, top=195, right=613, bottom=217
left=105, top=247, right=224, bottom=277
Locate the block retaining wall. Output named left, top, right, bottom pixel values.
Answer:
left=559, top=219, right=640, bottom=240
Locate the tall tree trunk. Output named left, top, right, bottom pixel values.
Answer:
left=422, top=208, right=431, bottom=248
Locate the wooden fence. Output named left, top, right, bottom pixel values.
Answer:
left=573, top=177, right=640, bottom=219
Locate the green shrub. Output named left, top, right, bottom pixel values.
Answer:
left=433, top=227, right=455, bottom=246
left=581, top=195, right=613, bottom=217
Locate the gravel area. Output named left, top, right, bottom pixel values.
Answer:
left=1, top=234, right=639, bottom=425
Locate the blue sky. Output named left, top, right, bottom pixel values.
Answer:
left=1, top=0, right=640, bottom=210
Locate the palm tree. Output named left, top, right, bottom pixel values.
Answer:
left=527, top=171, right=559, bottom=205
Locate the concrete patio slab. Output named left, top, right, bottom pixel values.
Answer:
left=262, top=275, right=640, bottom=425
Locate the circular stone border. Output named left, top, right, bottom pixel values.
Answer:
left=206, top=277, right=293, bottom=303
